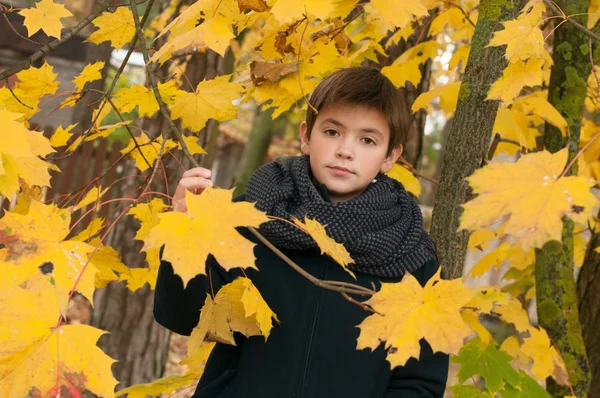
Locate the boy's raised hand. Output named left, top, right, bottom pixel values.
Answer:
left=172, top=167, right=213, bottom=213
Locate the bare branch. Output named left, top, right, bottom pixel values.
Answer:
left=543, top=0, right=600, bottom=42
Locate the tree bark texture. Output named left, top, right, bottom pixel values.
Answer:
left=537, top=1, right=594, bottom=396
left=429, top=0, right=519, bottom=280
left=578, top=210, right=600, bottom=398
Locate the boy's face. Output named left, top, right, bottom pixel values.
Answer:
left=299, top=102, right=403, bottom=203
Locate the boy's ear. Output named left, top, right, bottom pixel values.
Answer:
left=299, top=121, right=310, bottom=155
left=380, top=144, right=403, bottom=174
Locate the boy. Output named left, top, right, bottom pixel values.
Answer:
left=154, top=67, right=449, bottom=397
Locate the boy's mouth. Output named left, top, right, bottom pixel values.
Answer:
left=328, top=166, right=354, bottom=176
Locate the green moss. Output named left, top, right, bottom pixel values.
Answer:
left=458, top=82, right=471, bottom=101
left=580, top=43, right=590, bottom=56
left=479, top=0, right=514, bottom=21
left=556, top=42, right=573, bottom=61
left=538, top=300, right=561, bottom=322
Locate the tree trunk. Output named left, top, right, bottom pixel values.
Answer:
left=429, top=0, right=519, bottom=279
left=537, top=1, right=594, bottom=396
left=233, top=107, right=277, bottom=196
left=578, top=211, right=600, bottom=397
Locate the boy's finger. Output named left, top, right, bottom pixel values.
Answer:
left=179, top=177, right=214, bottom=191
left=182, top=167, right=211, bottom=179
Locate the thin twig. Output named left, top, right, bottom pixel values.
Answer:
left=2, top=12, right=42, bottom=45
left=543, top=0, right=600, bottom=42
left=141, top=133, right=167, bottom=195
left=0, top=0, right=114, bottom=81
left=297, top=16, right=318, bottom=115
left=560, top=129, right=600, bottom=178
left=4, top=78, right=33, bottom=108
left=396, top=157, right=439, bottom=185
left=129, top=0, right=198, bottom=167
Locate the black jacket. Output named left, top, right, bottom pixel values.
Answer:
left=154, top=195, right=449, bottom=398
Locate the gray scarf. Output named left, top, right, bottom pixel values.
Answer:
left=245, top=155, right=436, bottom=278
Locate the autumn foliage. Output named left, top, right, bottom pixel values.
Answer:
left=1, top=0, right=599, bottom=396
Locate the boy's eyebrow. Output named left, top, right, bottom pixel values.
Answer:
left=321, top=118, right=384, bottom=138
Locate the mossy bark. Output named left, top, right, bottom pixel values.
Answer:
left=429, top=0, right=519, bottom=279
left=578, top=210, right=600, bottom=397
left=536, top=1, right=594, bottom=396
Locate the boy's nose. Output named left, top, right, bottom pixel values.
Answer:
left=335, top=145, right=354, bottom=159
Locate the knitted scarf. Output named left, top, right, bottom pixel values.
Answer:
left=245, top=155, right=436, bottom=278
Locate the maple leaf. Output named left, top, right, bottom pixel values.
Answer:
left=238, top=0, right=270, bottom=12
left=270, top=0, right=334, bottom=24
left=74, top=185, right=110, bottom=210
left=382, top=41, right=439, bottom=88
left=521, top=326, right=568, bottom=384
left=365, top=0, right=429, bottom=30
left=515, top=95, right=568, bottom=134
left=190, top=277, right=278, bottom=345
left=70, top=217, right=105, bottom=242
left=385, top=164, right=422, bottom=197
left=491, top=107, right=536, bottom=156
left=0, top=286, right=117, bottom=397
left=87, top=7, right=136, bottom=50
left=250, top=60, right=299, bottom=84
left=0, top=202, right=98, bottom=308
left=86, top=121, right=131, bottom=142
left=120, top=133, right=178, bottom=172
left=357, top=269, right=472, bottom=367
left=460, top=148, right=598, bottom=250
left=488, top=2, right=552, bottom=64
left=171, top=75, right=245, bottom=131
left=412, top=82, right=461, bottom=114
left=495, top=298, right=531, bottom=333
left=113, top=81, right=178, bottom=117
left=468, top=242, right=533, bottom=278
left=115, top=369, right=206, bottom=398
left=487, top=58, right=545, bottom=105
left=72, top=61, right=105, bottom=91
left=128, top=198, right=169, bottom=240
left=50, top=123, right=77, bottom=147
left=0, top=110, right=55, bottom=199
left=292, top=216, right=355, bottom=277
left=85, top=237, right=129, bottom=288
left=18, top=0, right=73, bottom=38
left=14, top=62, right=59, bottom=104
left=143, top=188, right=270, bottom=286
left=452, top=337, right=521, bottom=394
left=181, top=135, right=207, bottom=155
left=151, top=25, right=208, bottom=64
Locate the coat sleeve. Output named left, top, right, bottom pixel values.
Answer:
left=153, top=194, right=248, bottom=336
left=384, top=258, right=450, bottom=398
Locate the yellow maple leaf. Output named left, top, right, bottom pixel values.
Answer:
left=115, top=369, right=205, bottom=398
left=87, top=7, right=136, bottom=50
left=365, top=0, right=429, bottom=30
left=357, top=269, right=472, bottom=367
left=190, top=277, right=277, bottom=345
left=515, top=95, right=568, bottom=134
left=487, top=58, right=545, bottom=105
left=143, top=188, right=270, bottom=286
left=460, top=148, right=598, bottom=250
left=292, top=216, right=355, bottom=278
left=70, top=217, right=105, bottom=242
left=74, top=185, right=110, bottom=210
left=86, top=237, right=129, bottom=288
left=72, top=61, right=105, bottom=91
left=589, top=0, right=600, bottom=29
left=120, top=133, right=178, bottom=172
left=171, top=75, right=244, bottom=131
left=0, top=286, right=117, bottom=397
left=113, top=81, right=178, bottom=117
left=128, top=198, right=169, bottom=240
left=382, top=41, right=439, bottom=88
left=0, top=110, right=55, bottom=199
left=461, top=309, right=493, bottom=344
left=468, top=242, right=534, bottom=278
left=385, top=163, right=422, bottom=197
left=468, top=229, right=497, bottom=252
left=151, top=24, right=208, bottom=65
left=488, top=1, right=552, bottom=64
left=181, top=135, right=207, bottom=155
left=14, top=62, right=59, bottom=105
left=495, top=298, right=531, bottom=332
left=412, top=82, right=461, bottom=114
left=491, top=107, right=536, bottom=156
left=50, top=123, right=76, bottom=147
left=0, top=86, right=40, bottom=120
left=0, top=200, right=98, bottom=307
left=18, top=0, right=73, bottom=38
left=520, top=326, right=568, bottom=384
left=270, top=0, right=334, bottom=24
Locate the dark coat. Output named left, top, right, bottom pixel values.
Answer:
left=154, top=194, right=449, bottom=398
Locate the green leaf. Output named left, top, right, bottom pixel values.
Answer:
left=449, top=385, right=493, bottom=397
left=452, top=338, right=521, bottom=394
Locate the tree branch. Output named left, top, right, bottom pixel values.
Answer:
left=0, top=0, right=115, bottom=81
left=543, top=0, right=600, bottom=43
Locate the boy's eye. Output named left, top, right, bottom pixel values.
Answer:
left=362, top=137, right=376, bottom=145
left=324, top=129, right=338, bottom=136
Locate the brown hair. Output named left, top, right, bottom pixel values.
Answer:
left=305, top=67, right=408, bottom=155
